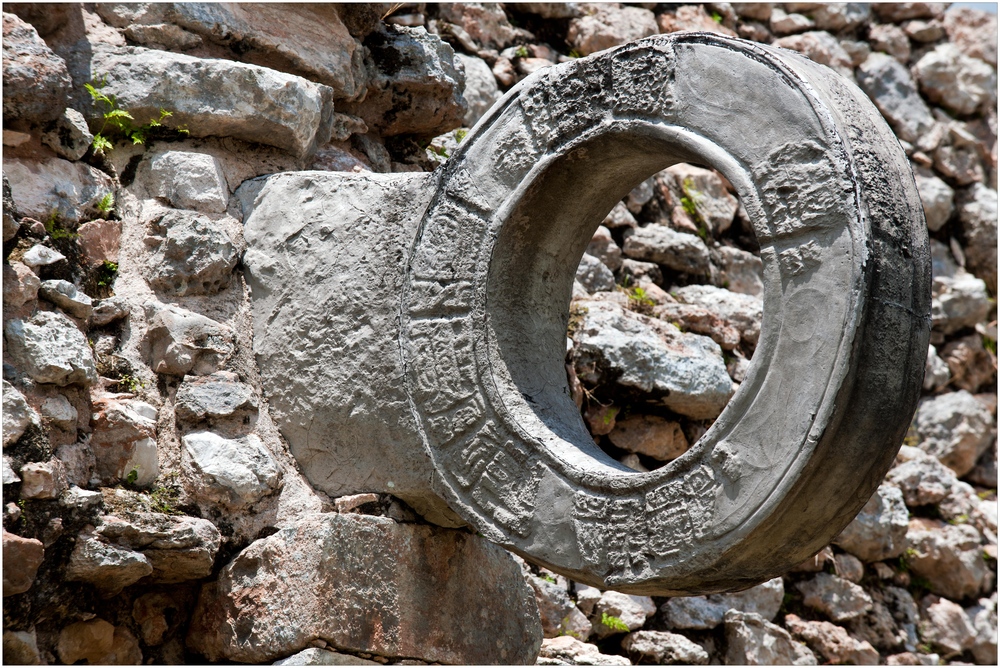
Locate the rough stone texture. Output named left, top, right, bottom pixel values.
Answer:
left=770, top=9, right=815, bottom=36
left=20, top=458, right=68, bottom=499
left=527, top=573, right=592, bottom=640
left=586, top=226, right=622, bottom=273
left=3, top=157, right=115, bottom=223
left=955, top=183, right=998, bottom=293
left=919, top=595, right=976, bottom=657
left=2, top=379, right=38, bottom=445
left=887, top=448, right=962, bottom=507
left=144, top=210, right=237, bottom=296
left=622, top=225, right=711, bottom=276
left=590, top=590, right=656, bottom=639
left=174, top=371, right=257, bottom=429
left=39, top=280, right=93, bottom=319
left=537, top=635, right=630, bottom=665
left=182, top=432, right=281, bottom=509
left=913, top=390, right=995, bottom=477
left=572, top=300, right=734, bottom=419
left=273, top=648, right=381, bottom=665
left=907, top=518, right=988, bottom=601
left=141, top=151, right=229, bottom=214
left=2, top=12, right=71, bottom=124
left=97, top=512, right=221, bottom=583
left=57, top=619, right=115, bottom=665
left=872, top=3, right=946, bottom=23
left=88, top=46, right=335, bottom=157
left=457, top=53, right=501, bottom=128
left=966, top=598, right=998, bottom=664
left=856, top=53, right=936, bottom=145
left=663, top=163, right=739, bottom=235
left=796, top=573, right=874, bottom=622
left=41, top=108, right=93, bottom=161
left=661, top=577, right=784, bottom=630
left=144, top=302, right=234, bottom=376
left=923, top=344, right=952, bottom=392
left=723, top=610, right=817, bottom=665
left=913, top=43, right=997, bottom=116
left=187, top=513, right=542, bottom=664
left=930, top=240, right=991, bottom=334
left=2, top=629, right=41, bottom=665
left=437, top=2, right=520, bottom=51
left=76, top=219, right=121, bottom=268
left=21, top=244, right=65, bottom=268
left=90, top=396, right=159, bottom=486
left=66, top=533, right=153, bottom=594
left=785, top=614, right=880, bottom=665
left=868, top=23, right=911, bottom=63
left=672, top=285, right=762, bottom=349
left=2, top=529, right=44, bottom=596
left=4, top=310, right=97, bottom=386
left=575, top=253, right=616, bottom=294
left=912, top=169, right=954, bottom=232
left=2, top=261, right=40, bottom=308
left=567, top=5, right=657, bottom=56
left=943, top=7, right=998, bottom=66
left=608, top=414, right=689, bottom=462
left=834, top=483, right=910, bottom=562
left=773, top=31, right=853, bottom=78
left=713, top=246, right=763, bottom=296
left=621, top=630, right=708, bottom=665
left=941, top=334, right=995, bottom=394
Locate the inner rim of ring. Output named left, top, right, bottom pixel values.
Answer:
left=483, top=120, right=774, bottom=483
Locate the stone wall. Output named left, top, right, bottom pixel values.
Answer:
left=2, top=2, right=996, bottom=665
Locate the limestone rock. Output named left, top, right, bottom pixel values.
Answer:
left=2, top=379, right=38, bottom=445
left=661, top=577, right=784, bottom=630
left=856, top=53, right=936, bottom=145
left=956, top=183, right=998, bottom=293
left=437, top=2, right=520, bottom=51
left=868, top=23, right=911, bottom=63
left=2, top=529, right=44, bottom=596
left=586, top=226, right=622, bottom=273
left=97, top=512, right=221, bottom=583
left=774, top=31, right=853, bottom=78
left=90, top=396, right=159, bottom=486
left=3, top=457, right=20, bottom=485
left=770, top=8, right=815, bottom=36
left=89, top=46, right=335, bottom=157
left=144, top=210, right=237, bottom=296
left=19, top=459, right=68, bottom=499
left=913, top=170, right=954, bottom=232
left=873, top=3, right=946, bottom=23
left=848, top=585, right=917, bottom=652
left=930, top=241, right=991, bottom=334
left=144, top=302, right=234, bottom=376
left=907, top=519, right=987, bottom=601
left=21, top=244, right=65, bottom=268
left=914, top=390, right=995, bottom=477
left=575, top=253, right=616, bottom=294
left=187, top=513, right=542, bottom=664
left=39, top=280, right=93, bottom=319
left=913, top=43, right=997, bottom=116
left=834, top=483, right=910, bottom=562
left=1, top=12, right=71, bottom=123
left=943, top=7, right=998, bottom=66
left=663, top=164, right=739, bottom=236
left=567, top=4, right=657, bottom=56
left=608, top=414, right=688, bottom=462
left=41, top=108, right=93, bottom=161
left=713, top=246, right=763, bottom=297
left=623, top=225, right=711, bottom=276
left=923, top=344, right=951, bottom=392
left=4, top=311, right=97, bottom=386
left=182, top=432, right=280, bottom=508
left=673, top=284, right=762, bottom=349
left=66, top=533, right=153, bottom=594
left=807, top=3, right=870, bottom=31
left=457, top=53, right=501, bottom=128
left=658, top=5, right=737, bottom=37
left=2, top=174, right=18, bottom=242
left=537, top=635, right=630, bottom=665
left=621, top=630, right=708, bottom=665
left=590, top=590, right=656, bottom=639
left=888, top=449, right=962, bottom=507
left=607, top=201, right=639, bottom=228
left=941, top=334, right=996, bottom=394
left=350, top=25, right=465, bottom=139
left=527, top=573, right=592, bottom=640
left=174, top=371, right=257, bottom=429
left=142, top=151, right=229, bottom=214
left=723, top=610, right=817, bottom=665
left=273, top=648, right=381, bottom=665
left=904, top=19, right=946, bottom=42
left=57, top=619, right=115, bottom=665
left=2, top=629, right=41, bottom=665
left=90, top=296, right=130, bottom=327
left=571, top=300, right=734, bottom=419
left=796, top=573, right=873, bottom=622
left=965, top=598, right=998, bottom=664
left=919, top=595, right=976, bottom=657
left=76, top=219, right=121, bottom=268
left=785, top=614, right=880, bottom=665
left=3, top=261, right=40, bottom=308
left=4, top=157, right=115, bottom=224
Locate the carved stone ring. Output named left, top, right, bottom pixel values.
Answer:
left=242, top=33, right=931, bottom=594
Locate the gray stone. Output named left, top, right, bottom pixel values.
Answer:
left=586, top=225, right=622, bottom=273
left=182, top=432, right=280, bottom=509
left=141, top=151, right=228, bottom=214
left=174, top=371, right=257, bottom=428
left=622, top=225, right=712, bottom=276
left=41, top=108, right=93, bottom=161
left=907, top=519, right=988, bottom=601
left=39, top=280, right=93, bottom=319
left=622, top=630, right=708, bottom=665
left=904, top=19, right=946, bottom=42
left=97, top=512, right=221, bottom=583
left=3, top=261, right=39, bottom=308
left=965, top=598, right=998, bottom=664
left=20, top=244, right=65, bottom=268
left=2, top=12, right=71, bottom=124
left=724, top=610, right=817, bottom=665
left=19, top=459, right=68, bottom=500
left=943, top=7, right=998, bottom=66
left=123, top=22, right=202, bottom=50
left=575, top=253, right=616, bottom=294
left=144, top=302, right=234, bottom=376
left=923, top=344, right=951, bottom=392
left=608, top=414, right=688, bottom=462
left=913, top=43, right=997, bottom=116
left=89, top=296, right=130, bottom=327
left=713, top=246, right=763, bottom=296
left=661, top=577, right=784, bottom=630
left=856, top=53, right=936, bottom=145
left=770, top=8, right=815, bottom=35
left=930, top=241, right=991, bottom=334
left=913, top=170, right=955, bottom=232
left=187, top=513, right=541, bottom=664
left=914, top=390, right=995, bottom=477
left=144, top=210, right=237, bottom=296
left=527, top=573, right=592, bottom=640
left=773, top=31, right=853, bottom=78
left=4, top=158, right=115, bottom=224
left=437, top=2, right=521, bottom=51
left=663, top=163, right=738, bottom=236
left=457, top=53, right=501, bottom=128
left=808, top=3, right=870, bottom=31
left=2, top=174, right=18, bottom=242
left=88, top=46, right=334, bottom=157
left=567, top=4, right=657, bottom=56
left=538, top=636, right=630, bottom=665
left=274, top=648, right=380, bottom=666
left=873, top=3, right=946, bottom=23
left=591, top=590, right=656, bottom=639
left=672, top=285, right=762, bottom=349
left=888, top=448, right=962, bottom=507
left=618, top=259, right=661, bottom=286
left=796, top=573, right=873, bottom=622
left=834, top=483, right=910, bottom=562
left=956, top=183, right=998, bottom=294
left=919, top=595, right=977, bottom=657
left=2, top=380, right=38, bottom=445
left=785, top=614, right=880, bottom=665
left=3, top=457, right=20, bottom=485
left=4, top=311, right=97, bottom=386
left=90, top=396, right=159, bottom=486
left=66, top=533, right=153, bottom=594
left=869, top=23, right=911, bottom=63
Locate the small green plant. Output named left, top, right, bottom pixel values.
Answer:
left=96, top=260, right=118, bottom=287
left=711, top=11, right=724, bottom=23
left=984, top=334, right=997, bottom=355
left=427, top=144, right=449, bottom=159
left=96, top=192, right=115, bottom=215
left=45, top=211, right=78, bottom=241
left=947, top=513, right=969, bottom=525
left=600, top=613, right=630, bottom=633
left=628, top=286, right=654, bottom=307
left=514, top=45, right=530, bottom=59
left=567, top=49, right=582, bottom=59
left=86, top=76, right=187, bottom=155
left=116, top=373, right=145, bottom=393
left=541, top=573, right=557, bottom=584
left=679, top=177, right=705, bottom=219
left=125, top=467, right=139, bottom=485
left=454, top=128, right=468, bottom=143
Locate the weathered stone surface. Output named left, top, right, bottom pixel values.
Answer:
left=672, top=285, right=762, bottom=350
left=39, top=280, right=93, bottom=319
left=21, top=244, right=65, bottom=268
left=873, top=3, right=946, bottom=23
left=797, top=573, right=874, bottom=622
left=76, top=218, right=121, bottom=268
left=273, top=648, right=380, bottom=665
left=919, top=595, right=976, bottom=657
left=608, top=414, right=688, bottom=462
left=182, top=431, right=280, bottom=509
left=849, top=585, right=920, bottom=653
left=724, top=610, right=817, bottom=665
left=3, top=157, right=115, bottom=224
left=966, top=598, right=998, bottom=664
left=956, top=183, right=998, bottom=293
left=2, top=261, right=40, bottom=308
left=913, top=43, right=997, bottom=116
left=774, top=31, right=853, bottom=77
left=888, top=448, right=962, bottom=507
left=869, top=23, right=911, bottom=63
left=2, top=529, right=44, bottom=596
left=537, top=635, right=630, bottom=666
left=187, top=513, right=541, bottom=664
left=457, top=53, right=501, bottom=128
left=144, top=302, right=234, bottom=376
left=144, top=210, right=237, bottom=296
left=590, top=590, right=656, bottom=639
left=785, top=614, right=880, bottom=665
left=141, top=151, right=229, bottom=214
left=586, top=225, right=622, bottom=273
left=527, top=573, right=592, bottom=640
left=2, top=12, right=71, bottom=123
left=770, top=8, right=815, bottom=35
left=2, top=629, right=41, bottom=665
left=57, top=619, right=115, bottom=665
left=567, top=4, right=657, bottom=56
left=943, top=7, right=998, bottom=66
left=913, top=390, right=995, bottom=477
left=923, top=344, right=951, bottom=392
left=907, top=518, right=987, bottom=600
left=834, top=483, right=910, bottom=562
left=90, top=296, right=129, bottom=327
left=572, top=300, right=733, bottom=419
left=97, top=512, right=221, bottom=583
left=4, top=311, right=97, bottom=386
left=20, top=458, right=68, bottom=499
left=808, top=3, right=871, bottom=31
left=2, top=379, right=38, bottom=445
left=661, top=577, right=784, bottom=630
left=41, top=108, right=93, bottom=161
left=621, top=630, right=708, bottom=665
left=91, top=396, right=159, bottom=486
left=713, top=246, right=763, bottom=296
left=622, top=225, right=711, bottom=276
left=913, top=169, right=954, bottom=232
left=3, top=457, right=21, bottom=485
left=437, top=2, right=519, bottom=51
left=941, top=334, right=995, bottom=394
left=66, top=533, right=153, bottom=594
left=664, top=163, right=738, bottom=235
left=930, top=241, right=991, bottom=334
left=89, top=46, right=335, bottom=157
left=856, top=53, right=936, bottom=145
left=575, top=253, right=616, bottom=294
left=174, top=371, right=257, bottom=429
left=834, top=553, right=865, bottom=584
